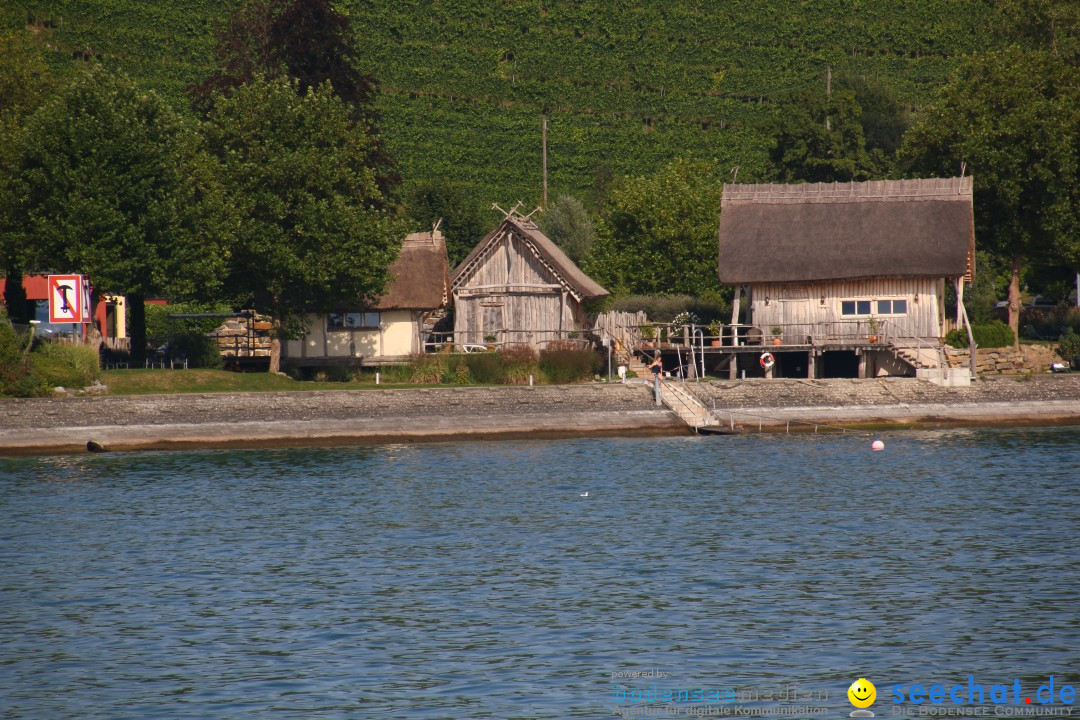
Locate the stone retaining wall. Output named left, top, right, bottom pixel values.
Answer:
left=945, top=344, right=1060, bottom=375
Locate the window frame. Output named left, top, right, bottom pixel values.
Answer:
left=839, top=298, right=909, bottom=317
left=326, top=311, right=381, bottom=331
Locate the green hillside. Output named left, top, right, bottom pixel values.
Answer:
left=3, top=0, right=995, bottom=204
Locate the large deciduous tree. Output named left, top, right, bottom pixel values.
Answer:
left=202, top=75, right=404, bottom=373
left=190, top=0, right=398, bottom=200
left=588, top=158, right=723, bottom=297
left=0, top=32, right=57, bottom=323
left=18, top=65, right=230, bottom=364
left=900, top=47, right=1080, bottom=346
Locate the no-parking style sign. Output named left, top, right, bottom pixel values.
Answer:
left=48, top=274, right=87, bottom=323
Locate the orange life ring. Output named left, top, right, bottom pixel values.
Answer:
left=759, top=352, right=775, bottom=370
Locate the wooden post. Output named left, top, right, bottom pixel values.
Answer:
left=808, top=351, right=816, bottom=379
left=957, top=278, right=977, bottom=379
left=542, top=115, right=548, bottom=208
left=729, top=286, right=742, bottom=380
left=857, top=349, right=867, bottom=379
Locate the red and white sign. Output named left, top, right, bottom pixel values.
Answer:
left=48, top=274, right=86, bottom=323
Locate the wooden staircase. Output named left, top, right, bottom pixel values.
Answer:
left=888, top=340, right=943, bottom=370
left=658, top=379, right=715, bottom=430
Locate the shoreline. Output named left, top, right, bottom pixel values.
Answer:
left=3, top=378, right=1079, bottom=456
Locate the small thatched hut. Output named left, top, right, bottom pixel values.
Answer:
left=452, top=214, right=608, bottom=348
left=283, top=229, right=450, bottom=367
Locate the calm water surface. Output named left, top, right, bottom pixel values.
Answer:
left=1, top=428, right=1078, bottom=719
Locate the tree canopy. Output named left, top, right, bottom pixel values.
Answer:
left=202, top=75, right=404, bottom=372
left=0, top=32, right=57, bottom=322
left=16, top=65, right=230, bottom=362
left=536, top=195, right=596, bottom=267
left=191, top=0, right=398, bottom=200
left=405, top=179, right=491, bottom=269
left=901, top=46, right=1080, bottom=342
left=588, top=158, right=723, bottom=297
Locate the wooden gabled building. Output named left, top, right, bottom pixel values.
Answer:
left=451, top=213, right=609, bottom=348
left=717, top=177, right=975, bottom=378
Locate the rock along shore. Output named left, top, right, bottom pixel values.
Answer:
left=2, top=376, right=1079, bottom=455
left=0, top=384, right=683, bottom=455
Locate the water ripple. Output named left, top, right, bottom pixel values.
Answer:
left=1, top=427, right=1078, bottom=718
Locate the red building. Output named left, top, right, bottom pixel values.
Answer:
left=1, top=275, right=123, bottom=342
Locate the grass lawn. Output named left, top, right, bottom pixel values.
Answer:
left=100, top=369, right=418, bottom=395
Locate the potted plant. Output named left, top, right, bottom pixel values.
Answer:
left=640, top=324, right=656, bottom=348
left=707, top=320, right=723, bottom=346
left=867, top=316, right=879, bottom=343
left=484, top=333, right=497, bottom=351
left=770, top=326, right=783, bottom=346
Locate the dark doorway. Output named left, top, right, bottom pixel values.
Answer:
left=822, top=350, right=859, bottom=378
left=777, top=351, right=809, bottom=378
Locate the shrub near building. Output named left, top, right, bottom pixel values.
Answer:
left=945, top=321, right=1016, bottom=349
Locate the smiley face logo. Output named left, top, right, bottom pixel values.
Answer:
left=848, top=678, right=877, bottom=709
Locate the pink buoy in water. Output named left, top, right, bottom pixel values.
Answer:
left=871, top=439, right=885, bottom=451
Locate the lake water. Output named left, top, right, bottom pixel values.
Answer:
left=2, top=428, right=1078, bottom=719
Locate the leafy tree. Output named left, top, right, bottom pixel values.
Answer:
left=405, top=180, right=491, bottom=268
left=900, top=47, right=1080, bottom=347
left=17, top=65, right=230, bottom=364
left=589, top=158, right=723, bottom=297
left=769, top=87, right=877, bottom=182
left=835, top=72, right=911, bottom=173
left=536, top=194, right=596, bottom=267
left=994, top=0, right=1079, bottom=63
left=190, top=0, right=398, bottom=200
left=0, top=32, right=56, bottom=323
left=202, top=75, right=404, bottom=373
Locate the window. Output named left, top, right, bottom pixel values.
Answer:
left=877, top=299, right=908, bottom=315
left=841, top=300, right=872, bottom=316
left=327, top=311, right=380, bottom=330
left=841, top=299, right=907, bottom=316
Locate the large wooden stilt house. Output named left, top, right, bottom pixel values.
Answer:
left=717, top=177, right=975, bottom=379
left=451, top=213, right=609, bottom=349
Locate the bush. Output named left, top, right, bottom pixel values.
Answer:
left=408, top=353, right=445, bottom=383
left=30, top=340, right=100, bottom=389
left=945, top=321, right=1015, bottom=349
left=463, top=352, right=504, bottom=384
left=539, top=341, right=600, bottom=383
left=1021, top=305, right=1080, bottom=340
left=0, top=318, right=44, bottom=397
left=143, top=301, right=235, bottom=347
left=609, top=293, right=729, bottom=323
left=1058, top=328, right=1080, bottom=363
left=498, top=344, right=539, bottom=385
left=169, top=332, right=223, bottom=369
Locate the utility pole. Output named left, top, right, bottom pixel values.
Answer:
left=825, top=64, right=831, bottom=131
left=542, top=115, right=548, bottom=208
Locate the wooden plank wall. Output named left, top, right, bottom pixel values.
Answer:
left=453, top=229, right=584, bottom=347
left=749, top=278, right=942, bottom=341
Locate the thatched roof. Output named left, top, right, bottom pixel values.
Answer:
left=717, top=177, right=975, bottom=284
left=372, top=229, right=450, bottom=310
left=452, top=216, right=609, bottom=301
